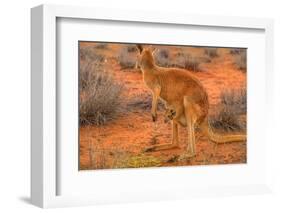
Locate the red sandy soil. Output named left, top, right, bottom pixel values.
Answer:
left=79, top=43, right=246, bottom=170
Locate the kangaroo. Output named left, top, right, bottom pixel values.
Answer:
left=137, top=45, right=246, bottom=157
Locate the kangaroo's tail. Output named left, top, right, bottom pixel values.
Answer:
left=201, top=119, right=246, bottom=143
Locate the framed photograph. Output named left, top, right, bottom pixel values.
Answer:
left=31, top=4, right=274, bottom=208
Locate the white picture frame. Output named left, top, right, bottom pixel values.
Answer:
left=31, top=4, right=274, bottom=208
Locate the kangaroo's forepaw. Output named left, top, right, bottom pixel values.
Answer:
left=152, top=114, right=157, bottom=122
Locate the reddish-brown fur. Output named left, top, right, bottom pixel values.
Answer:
left=137, top=46, right=246, bottom=157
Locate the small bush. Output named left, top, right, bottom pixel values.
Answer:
left=198, top=56, right=212, bottom=63
left=118, top=48, right=137, bottom=69
left=154, top=48, right=171, bottom=67
left=154, top=49, right=203, bottom=72
left=158, top=49, right=169, bottom=59
left=95, top=43, right=108, bottom=49
left=229, top=48, right=244, bottom=55
left=173, top=53, right=202, bottom=71
left=80, top=46, right=105, bottom=62
left=126, top=45, right=138, bottom=53
left=234, top=51, right=247, bottom=72
left=220, top=88, right=247, bottom=114
left=210, top=88, right=247, bottom=132
left=79, top=61, right=122, bottom=125
left=204, top=48, right=219, bottom=58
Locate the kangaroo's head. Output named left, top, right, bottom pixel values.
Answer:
left=136, top=45, right=156, bottom=71
left=164, top=107, right=177, bottom=123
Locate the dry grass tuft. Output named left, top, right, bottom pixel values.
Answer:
left=173, top=53, right=202, bottom=71
left=118, top=47, right=137, bottom=70
left=117, top=154, right=162, bottom=168
left=79, top=60, right=122, bottom=125
left=204, top=48, right=219, bottom=58
left=229, top=48, right=247, bottom=72
left=126, top=44, right=138, bottom=53
left=210, top=88, right=247, bottom=132
left=234, top=50, right=247, bottom=72
left=154, top=48, right=171, bottom=67
left=80, top=46, right=105, bottom=62
left=154, top=49, right=204, bottom=72
left=229, top=48, right=244, bottom=55
left=94, top=43, right=109, bottom=49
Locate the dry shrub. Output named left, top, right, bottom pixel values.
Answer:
left=80, top=46, right=105, bottom=62
left=173, top=53, right=202, bottom=71
left=229, top=48, right=244, bottom=55
left=154, top=49, right=203, bottom=72
left=204, top=48, right=219, bottom=58
left=195, top=55, right=212, bottom=63
left=210, top=88, right=247, bottom=132
left=126, top=44, right=138, bottom=53
left=234, top=50, right=247, bottom=72
left=118, top=47, right=137, bottom=70
left=157, top=48, right=170, bottom=59
left=94, top=43, right=108, bottom=49
left=154, top=48, right=171, bottom=67
left=79, top=60, right=122, bottom=125
left=220, top=88, right=247, bottom=114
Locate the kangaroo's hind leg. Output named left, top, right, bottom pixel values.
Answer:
left=151, top=85, right=161, bottom=122
left=145, top=120, right=180, bottom=152
left=179, top=97, right=198, bottom=159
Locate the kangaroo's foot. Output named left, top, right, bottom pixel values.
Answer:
left=144, top=143, right=179, bottom=152
left=178, top=146, right=196, bottom=160
left=178, top=152, right=196, bottom=161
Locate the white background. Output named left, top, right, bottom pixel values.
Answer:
left=0, top=0, right=280, bottom=212
left=57, top=18, right=266, bottom=198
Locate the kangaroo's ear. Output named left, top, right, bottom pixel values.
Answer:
left=136, top=44, right=143, bottom=54
left=148, top=45, right=156, bottom=53
left=151, top=47, right=157, bottom=56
